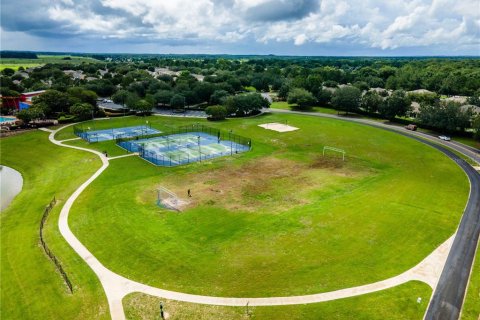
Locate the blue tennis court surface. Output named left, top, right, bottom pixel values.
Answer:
left=75, top=125, right=160, bottom=142
left=119, top=132, right=250, bottom=166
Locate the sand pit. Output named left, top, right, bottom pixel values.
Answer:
left=258, top=122, right=299, bottom=132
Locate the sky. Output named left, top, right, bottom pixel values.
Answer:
left=1, top=0, right=479, bottom=56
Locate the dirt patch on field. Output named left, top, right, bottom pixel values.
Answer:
left=153, top=156, right=366, bottom=213
left=309, top=156, right=345, bottom=169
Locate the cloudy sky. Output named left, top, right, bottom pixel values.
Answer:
left=1, top=0, right=479, bottom=55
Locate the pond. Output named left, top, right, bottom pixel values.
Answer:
left=0, top=166, right=23, bottom=211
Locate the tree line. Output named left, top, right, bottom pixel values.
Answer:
left=1, top=56, right=478, bottom=137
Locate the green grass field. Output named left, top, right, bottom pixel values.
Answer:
left=270, top=101, right=338, bottom=114
left=461, top=240, right=480, bottom=319
left=123, top=281, right=431, bottom=320
left=0, top=55, right=97, bottom=71
left=60, top=114, right=468, bottom=297
left=271, top=101, right=480, bottom=151
left=1, top=112, right=471, bottom=318
left=1, top=131, right=109, bottom=319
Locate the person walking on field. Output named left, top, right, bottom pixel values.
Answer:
left=187, top=189, right=191, bottom=197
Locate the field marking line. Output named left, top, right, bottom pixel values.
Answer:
left=46, top=123, right=457, bottom=320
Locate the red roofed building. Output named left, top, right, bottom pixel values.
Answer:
left=1, top=90, right=46, bottom=110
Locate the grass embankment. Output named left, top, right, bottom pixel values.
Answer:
left=1, top=130, right=109, bottom=319
left=0, top=55, right=97, bottom=71
left=66, top=114, right=468, bottom=297
left=123, top=281, right=431, bottom=320
left=461, top=240, right=480, bottom=319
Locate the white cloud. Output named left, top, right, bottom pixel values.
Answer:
left=294, top=34, right=307, bottom=45
left=3, top=0, right=478, bottom=54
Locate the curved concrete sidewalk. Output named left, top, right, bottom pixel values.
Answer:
left=47, top=124, right=460, bottom=320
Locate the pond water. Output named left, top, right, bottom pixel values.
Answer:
left=0, top=166, right=23, bottom=211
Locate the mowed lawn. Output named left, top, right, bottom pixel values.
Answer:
left=123, top=281, right=431, bottom=320
left=65, top=113, right=469, bottom=297
left=0, top=55, right=98, bottom=71
left=0, top=131, right=109, bottom=319
left=461, top=240, right=480, bottom=320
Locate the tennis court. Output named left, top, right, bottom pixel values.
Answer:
left=119, top=131, right=250, bottom=166
left=75, top=125, right=160, bottom=142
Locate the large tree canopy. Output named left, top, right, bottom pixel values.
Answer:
left=223, top=93, right=270, bottom=116
left=331, top=86, right=362, bottom=114
left=418, top=102, right=473, bottom=133
left=32, top=90, right=70, bottom=115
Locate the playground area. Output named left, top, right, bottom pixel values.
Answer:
left=74, top=125, right=160, bottom=142
left=117, top=125, right=251, bottom=166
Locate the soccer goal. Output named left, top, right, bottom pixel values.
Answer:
left=323, top=146, right=346, bottom=161
left=157, top=186, right=181, bottom=211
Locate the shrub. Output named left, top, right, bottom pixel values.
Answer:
left=58, top=115, right=76, bottom=123
left=70, top=103, right=93, bottom=121
left=287, top=88, right=316, bottom=110
left=205, top=105, right=227, bottom=121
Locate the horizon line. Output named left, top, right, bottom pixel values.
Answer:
left=1, top=49, right=479, bottom=59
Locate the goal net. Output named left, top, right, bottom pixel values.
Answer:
left=323, top=146, right=346, bottom=161
left=157, top=186, right=181, bottom=211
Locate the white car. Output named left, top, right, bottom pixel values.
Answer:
left=438, top=135, right=451, bottom=141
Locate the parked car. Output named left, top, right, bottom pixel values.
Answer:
left=404, top=124, right=417, bottom=131
left=438, top=135, right=451, bottom=141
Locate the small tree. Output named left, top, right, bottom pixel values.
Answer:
left=133, top=99, right=153, bottom=115
left=170, top=94, right=185, bottom=111
left=467, top=90, right=480, bottom=107
left=473, top=115, right=480, bottom=140
left=209, top=90, right=229, bottom=105
left=70, top=103, right=93, bottom=121
left=1, top=68, right=15, bottom=76
left=361, top=91, right=383, bottom=113
left=287, top=88, right=316, bottom=110
left=353, top=81, right=369, bottom=92
left=153, top=90, right=174, bottom=107
left=331, top=86, right=362, bottom=114
left=112, top=89, right=130, bottom=106
left=315, top=87, right=332, bottom=105
left=378, top=90, right=411, bottom=120
left=278, top=83, right=291, bottom=100
left=17, top=107, right=44, bottom=124
left=205, top=105, right=227, bottom=121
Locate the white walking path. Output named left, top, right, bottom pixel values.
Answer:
left=59, top=137, right=81, bottom=142
left=48, top=124, right=455, bottom=320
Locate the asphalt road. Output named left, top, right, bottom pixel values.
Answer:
left=270, top=108, right=480, bottom=320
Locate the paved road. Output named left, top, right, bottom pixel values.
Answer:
left=270, top=108, right=480, bottom=320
